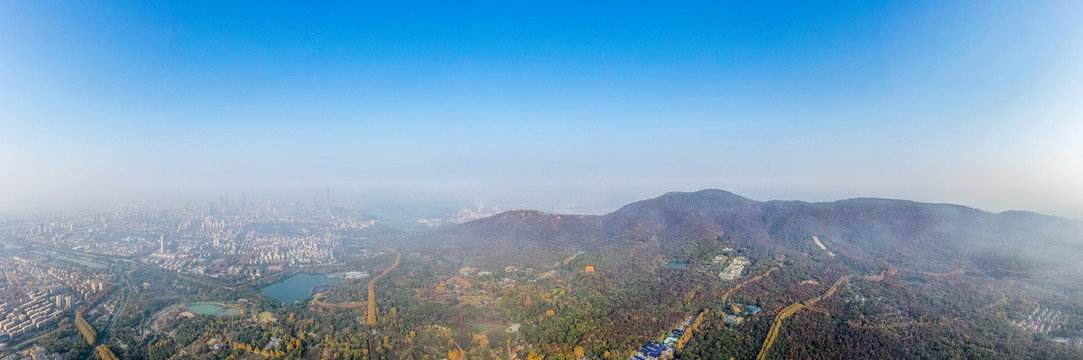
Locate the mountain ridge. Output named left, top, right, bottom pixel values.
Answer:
left=404, top=189, right=1083, bottom=359
left=441, top=189, right=1081, bottom=274
left=471, top=189, right=1075, bottom=225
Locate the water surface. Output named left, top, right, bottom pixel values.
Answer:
left=665, top=261, right=690, bottom=269
left=32, top=250, right=107, bottom=269
left=260, top=273, right=343, bottom=304
left=186, top=303, right=241, bottom=316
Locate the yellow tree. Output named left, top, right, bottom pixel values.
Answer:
left=75, top=312, right=97, bottom=345
left=473, top=334, right=490, bottom=349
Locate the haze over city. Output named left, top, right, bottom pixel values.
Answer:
left=2, top=1, right=1082, bottom=218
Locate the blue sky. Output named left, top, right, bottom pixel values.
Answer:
left=2, top=1, right=1082, bottom=217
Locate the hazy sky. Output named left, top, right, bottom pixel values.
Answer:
left=2, top=1, right=1082, bottom=218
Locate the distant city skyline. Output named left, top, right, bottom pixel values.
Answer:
left=2, top=1, right=1082, bottom=219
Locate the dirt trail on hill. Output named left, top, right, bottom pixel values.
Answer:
left=367, top=249, right=402, bottom=325
left=756, top=274, right=853, bottom=360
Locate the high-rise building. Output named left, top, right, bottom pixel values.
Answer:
left=160, top=234, right=165, bottom=253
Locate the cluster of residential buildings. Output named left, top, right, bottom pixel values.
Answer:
left=0, top=292, right=65, bottom=343
left=334, top=219, right=376, bottom=230
left=233, top=231, right=339, bottom=265
left=17, top=219, right=148, bottom=257
left=4, top=195, right=489, bottom=287
left=1015, top=306, right=1062, bottom=334
left=1, top=345, right=63, bottom=360
left=0, top=255, right=106, bottom=344
left=2, top=256, right=105, bottom=297
left=75, top=204, right=351, bottom=281
left=0, top=195, right=389, bottom=353
left=143, top=256, right=210, bottom=275
left=141, top=225, right=341, bottom=282
left=5, top=196, right=358, bottom=260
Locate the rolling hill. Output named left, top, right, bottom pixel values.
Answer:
left=388, top=190, right=1083, bottom=359
left=427, top=189, right=1081, bottom=276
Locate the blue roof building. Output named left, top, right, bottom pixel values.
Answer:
left=641, top=341, right=665, bottom=357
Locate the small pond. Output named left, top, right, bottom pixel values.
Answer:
left=185, top=303, right=241, bottom=316
left=665, top=261, right=690, bottom=269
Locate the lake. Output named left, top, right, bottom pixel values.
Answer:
left=260, top=273, right=344, bottom=304
left=665, top=261, right=690, bottom=269
left=186, top=303, right=241, bottom=316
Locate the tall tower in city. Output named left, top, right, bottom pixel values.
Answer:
left=160, top=234, right=165, bottom=253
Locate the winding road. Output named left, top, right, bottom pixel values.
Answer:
left=366, top=249, right=402, bottom=325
